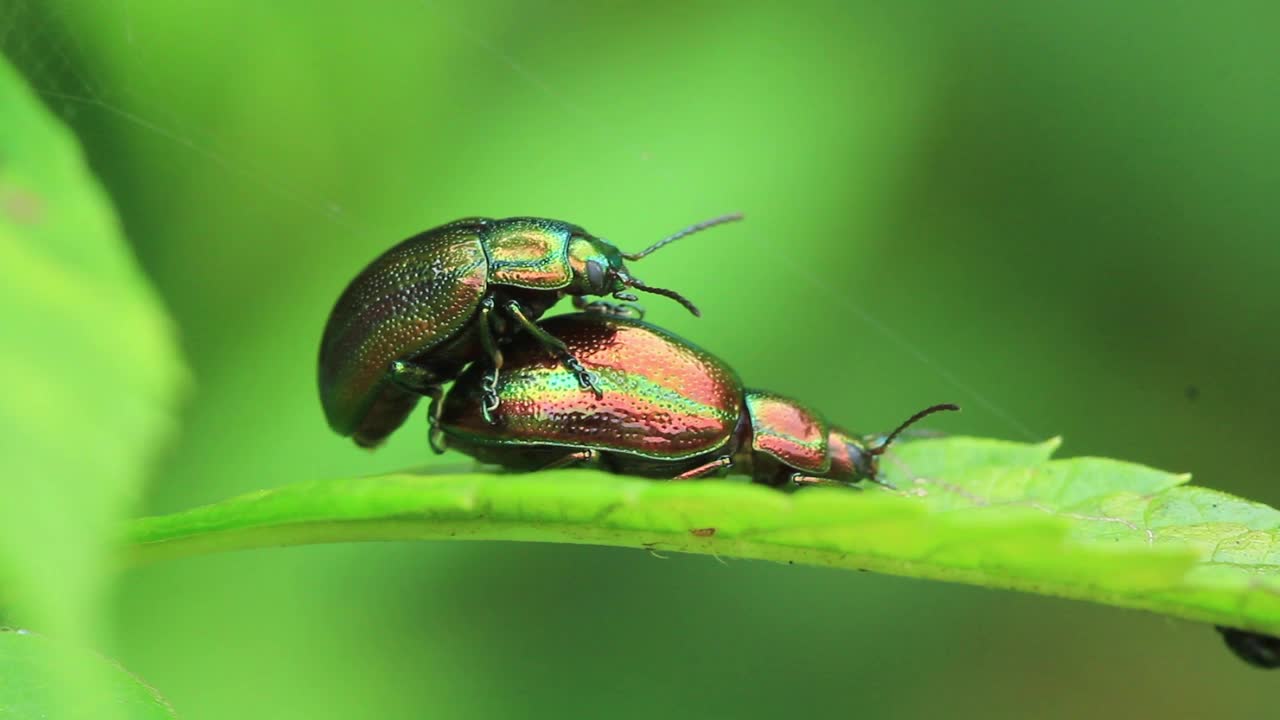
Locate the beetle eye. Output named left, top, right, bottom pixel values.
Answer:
left=585, top=259, right=606, bottom=290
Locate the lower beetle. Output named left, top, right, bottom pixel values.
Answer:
left=434, top=313, right=957, bottom=486
left=318, top=214, right=741, bottom=449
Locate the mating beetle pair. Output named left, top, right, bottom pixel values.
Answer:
left=318, top=215, right=740, bottom=448
left=319, top=214, right=955, bottom=487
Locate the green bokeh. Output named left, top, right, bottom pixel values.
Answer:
left=5, top=0, right=1278, bottom=716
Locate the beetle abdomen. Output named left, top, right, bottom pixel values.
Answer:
left=443, top=314, right=743, bottom=460
left=318, top=222, right=489, bottom=440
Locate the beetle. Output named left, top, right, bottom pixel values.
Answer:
left=434, top=313, right=957, bottom=487
left=318, top=214, right=741, bottom=449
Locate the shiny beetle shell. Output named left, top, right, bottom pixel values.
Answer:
left=442, top=313, right=744, bottom=461
left=319, top=218, right=491, bottom=444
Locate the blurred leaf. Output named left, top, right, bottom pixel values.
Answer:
left=0, top=55, right=186, bottom=715
left=128, top=436, right=1280, bottom=635
left=0, top=629, right=177, bottom=718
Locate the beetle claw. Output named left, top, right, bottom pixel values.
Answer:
left=560, top=356, right=603, bottom=399
left=583, top=373, right=604, bottom=399
left=428, top=425, right=448, bottom=454
left=480, top=367, right=501, bottom=424
left=425, top=386, right=448, bottom=453
left=576, top=369, right=604, bottom=399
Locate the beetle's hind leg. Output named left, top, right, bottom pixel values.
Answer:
left=388, top=359, right=437, bottom=394
left=572, top=294, right=645, bottom=320
left=425, top=386, right=447, bottom=454
left=387, top=360, right=449, bottom=454
left=503, top=299, right=604, bottom=399
left=477, top=297, right=505, bottom=423
left=537, top=449, right=597, bottom=471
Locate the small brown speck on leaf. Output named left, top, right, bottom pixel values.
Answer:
left=689, top=527, right=716, bottom=538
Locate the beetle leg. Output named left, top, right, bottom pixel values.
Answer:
left=790, top=474, right=860, bottom=490
left=571, top=295, right=645, bottom=320
left=479, top=368, right=501, bottom=423
left=425, top=386, right=448, bottom=454
left=537, top=449, right=597, bottom=471
left=503, top=299, right=604, bottom=399
left=673, top=456, right=733, bottom=480
left=477, top=297, right=505, bottom=423
left=388, top=359, right=437, bottom=394
left=387, top=359, right=451, bottom=451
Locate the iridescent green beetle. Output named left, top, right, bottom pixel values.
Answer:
left=436, top=313, right=958, bottom=487
left=318, top=215, right=741, bottom=448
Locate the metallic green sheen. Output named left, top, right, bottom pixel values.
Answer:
left=317, top=217, right=591, bottom=445
left=319, top=215, right=720, bottom=448
left=481, top=218, right=576, bottom=289
left=442, top=314, right=743, bottom=460
left=319, top=220, right=490, bottom=442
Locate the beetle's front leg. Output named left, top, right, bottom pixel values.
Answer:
left=791, top=474, right=893, bottom=491
left=502, top=299, right=604, bottom=399
left=571, top=294, right=645, bottom=320
left=790, top=474, right=860, bottom=490
left=477, top=297, right=504, bottom=423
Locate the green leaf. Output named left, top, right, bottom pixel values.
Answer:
left=127, top=436, right=1280, bottom=635
left=0, top=629, right=176, bottom=719
left=0, top=55, right=186, bottom=715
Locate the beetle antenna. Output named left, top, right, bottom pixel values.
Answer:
left=622, top=212, right=744, bottom=261
left=870, top=403, right=960, bottom=456
left=625, top=277, right=701, bottom=317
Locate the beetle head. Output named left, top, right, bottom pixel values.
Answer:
left=566, top=213, right=744, bottom=317
left=567, top=234, right=630, bottom=296
left=857, top=403, right=961, bottom=483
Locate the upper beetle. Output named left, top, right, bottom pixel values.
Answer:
left=318, top=214, right=741, bottom=449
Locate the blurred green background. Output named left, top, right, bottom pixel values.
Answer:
left=4, top=0, right=1278, bottom=716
